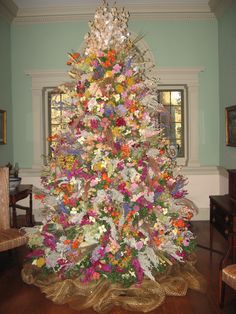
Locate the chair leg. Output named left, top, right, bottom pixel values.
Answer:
left=219, top=279, right=226, bottom=308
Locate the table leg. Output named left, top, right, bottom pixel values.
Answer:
left=210, top=201, right=213, bottom=258
left=29, top=191, right=33, bottom=226
left=12, top=204, right=17, bottom=228
left=233, top=221, right=236, bottom=262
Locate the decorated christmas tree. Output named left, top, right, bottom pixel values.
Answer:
left=22, top=2, right=205, bottom=312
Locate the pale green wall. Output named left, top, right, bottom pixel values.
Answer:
left=11, top=18, right=219, bottom=168
left=219, top=2, right=236, bottom=169
left=130, top=20, right=219, bottom=167
left=0, top=16, right=13, bottom=165
left=11, top=22, right=88, bottom=168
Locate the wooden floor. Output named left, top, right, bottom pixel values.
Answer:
left=0, top=221, right=235, bottom=314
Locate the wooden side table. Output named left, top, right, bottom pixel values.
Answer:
left=209, top=195, right=236, bottom=259
left=9, top=184, right=33, bottom=228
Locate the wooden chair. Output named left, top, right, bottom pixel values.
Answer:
left=0, top=167, right=27, bottom=252
left=219, top=232, right=236, bottom=307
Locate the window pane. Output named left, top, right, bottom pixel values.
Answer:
left=176, top=139, right=184, bottom=157
left=176, top=106, right=182, bottom=122
left=159, top=112, right=170, bottom=127
left=51, top=108, right=62, bottom=124
left=158, top=88, right=185, bottom=158
left=61, top=93, right=72, bottom=103
left=164, top=127, right=170, bottom=138
left=47, top=89, right=75, bottom=157
left=50, top=141, right=57, bottom=151
left=171, top=105, right=182, bottom=122
left=51, top=124, right=62, bottom=135
left=51, top=93, right=73, bottom=109
left=174, top=122, right=182, bottom=139
left=169, top=125, right=175, bottom=139
left=51, top=94, right=62, bottom=104
left=159, top=91, right=170, bottom=105
left=171, top=91, right=182, bottom=106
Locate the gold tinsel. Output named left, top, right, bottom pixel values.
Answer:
left=22, top=257, right=206, bottom=313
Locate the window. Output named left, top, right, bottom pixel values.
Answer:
left=44, top=89, right=72, bottom=156
left=158, top=86, right=187, bottom=160
left=45, top=85, right=187, bottom=162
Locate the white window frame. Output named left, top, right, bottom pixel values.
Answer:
left=43, top=87, right=55, bottom=158
left=25, top=70, right=68, bottom=170
left=157, top=68, right=204, bottom=167
left=158, top=84, right=187, bottom=165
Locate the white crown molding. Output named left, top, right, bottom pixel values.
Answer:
left=208, top=0, right=232, bottom=18
left=25, top=69, right=69, bottom=90
left=156, top=67, right=205, bottom=87
left=13, top=3, right=215, bottom=24
left=0, top=0, right=18, bottom=22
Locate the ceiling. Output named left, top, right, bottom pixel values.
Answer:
left=1, top=0, right=230, bottom=22
left=13, top=0, right=210, bottom=9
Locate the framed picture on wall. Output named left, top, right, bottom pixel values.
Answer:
left=0, top=109, right=7, bottom=144
left=226, top=105, right=236, bottom=147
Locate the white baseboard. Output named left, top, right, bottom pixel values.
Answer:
left=192, top=207, right=209, bottom=221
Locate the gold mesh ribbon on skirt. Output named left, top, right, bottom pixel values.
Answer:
left=21, top=256, right=206, bottom=313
